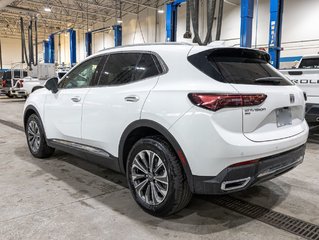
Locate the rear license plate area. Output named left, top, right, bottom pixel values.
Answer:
left=276, top=108, right=292, bottom=127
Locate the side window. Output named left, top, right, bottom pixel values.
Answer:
left=98, top=53, right=140, bottom=86
left=59, top=56, right=102, bottom=89
left=134, top=54, right=160, bottom=81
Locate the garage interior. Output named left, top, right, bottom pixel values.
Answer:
left=0, top=0, right=319, bottom=239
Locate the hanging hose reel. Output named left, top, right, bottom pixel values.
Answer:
left=188, top=0, right=218, bottom=45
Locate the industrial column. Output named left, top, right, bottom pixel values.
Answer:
left=240, top=0, right=254, bottom=47
left=166, top=0, right=186, bottom=42
left=268, top=0, right=284, bottom=68
left=68, top=29, right=77, bottom=66
left=48, top=34, right=55, bottom=63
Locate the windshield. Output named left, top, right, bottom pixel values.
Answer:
left=188, top=48, right=292, bottom=86
left=299, top=58, right=319, bottom=69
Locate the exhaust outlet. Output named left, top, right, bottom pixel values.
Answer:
left=221, top=177, right=251, bottom=191
left=316, top=117, right=319, bottom=122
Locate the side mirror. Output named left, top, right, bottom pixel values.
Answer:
left=44, top=77, right=59, bottom=94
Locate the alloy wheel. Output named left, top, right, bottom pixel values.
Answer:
left=27, top=120, right=41, bottom=153
left=131, top=150, right=169, bottom=206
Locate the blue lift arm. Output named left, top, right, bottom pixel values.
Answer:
left=240, top=0, right=254, bottom=48
left=166, top=0, right=186, bottom=42
left=268, top=0, right=284, bottom=69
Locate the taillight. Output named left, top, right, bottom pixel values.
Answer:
left=2, top=80, right=6, bottom=87
left=188, top=93, right=267, bottom=111
left=16, top=80, right=23, bottom=88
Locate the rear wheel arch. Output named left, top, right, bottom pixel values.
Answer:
left=119, top=120, right=194, bottom=191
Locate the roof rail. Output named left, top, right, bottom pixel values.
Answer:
left=98, top=42, right=193, bottom=52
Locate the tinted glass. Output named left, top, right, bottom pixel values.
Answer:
left=299, top=58, right=319, bottom=69
left=134, top=54, right=160, bottom=81
left=99, top=53, right=140, bottom=86
left=188, top=48, right=292, bottom=86
left=2, top=71, right=27, bottom=80
left=59, top=56, right=102, bottom=89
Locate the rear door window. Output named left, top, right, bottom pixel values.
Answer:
left=98, top=53, right=161, bottom=86
left=299, top=58, right=319, bottom=69
left=98, top=53, right=140, bottom=86
left=134, top=54, right=160, bottom=81
left=188, top=48, right=292, bottom=86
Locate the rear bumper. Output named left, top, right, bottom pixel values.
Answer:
left=10, top=88, right=27, bottom=97
left=192, top=144, right=306, bottom=194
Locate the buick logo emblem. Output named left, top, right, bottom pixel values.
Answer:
left=290, top=94, right=295, bottom=104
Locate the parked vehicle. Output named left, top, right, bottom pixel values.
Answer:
left=23, top=43, right=308, bottom=216
left=1, top=70, right=27, bottom=97
left=280, top=55, right=319, bottom=131
left=23, top=64, right=57, bottom=96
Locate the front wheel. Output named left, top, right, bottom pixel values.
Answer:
left=6, top=92, right=13, bottom=98
left=126, top=136, right=192, bottom=217
left=26, top=114, right=55, bottom=158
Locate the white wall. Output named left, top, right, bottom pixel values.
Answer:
left=0, top=38, right=23, bottom=69
left=1, top=0, right=319, bottom=69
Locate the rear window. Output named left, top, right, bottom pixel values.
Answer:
left=2, top=71, right=27, bottom=80
left=299, top=58, right=319, bottom=69
left=188, top=48, right=292, bottom=86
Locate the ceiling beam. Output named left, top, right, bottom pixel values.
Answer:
left=21, top=0, right=115, bottom=21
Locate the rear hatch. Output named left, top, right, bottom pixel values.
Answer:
left=188, top=47, right=306, bottom=142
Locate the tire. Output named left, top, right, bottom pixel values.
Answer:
left=126, top=136, right=192, bottom=217
left=25, top=114, right=55, bottom=158
left=6, top=93, right=13, bottom=98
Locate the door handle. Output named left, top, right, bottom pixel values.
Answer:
left=71, top=96, right=81, bottom=102
left=125, top=95, right=140, bottom=102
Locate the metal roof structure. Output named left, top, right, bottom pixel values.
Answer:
left=0, top=0, right=168, bottom=40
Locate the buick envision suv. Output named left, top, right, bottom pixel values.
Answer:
left=23, top=43, right=308, bottom=216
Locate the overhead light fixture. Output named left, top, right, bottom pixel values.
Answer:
left=157, top=9, right=164, bottom=14
left=117, top=18, right=123, bottom=24
left=44, top=6, right=51, bottom=12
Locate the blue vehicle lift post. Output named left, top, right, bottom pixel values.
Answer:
left=48, top=34, right=55, bottom=63
left=113, top=25, right=122, bottom=47
left=240, top=0, right=254, bottom=47
left=68, top=28, right=77, bottom=66
left=166, top=0, right=186, bottom=42
left=268, top=0, right=284, bottom=69
left=85, top=32, right=92, bottom=57
left=43, top=40, right=50, bottom=63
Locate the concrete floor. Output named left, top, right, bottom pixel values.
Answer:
left=0, top=96, right=318, bottom=240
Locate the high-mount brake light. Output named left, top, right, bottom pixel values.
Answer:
left=188, top=93, right=267, bottom=111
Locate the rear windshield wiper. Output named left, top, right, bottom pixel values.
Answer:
left=254, top=77, right=283, bottom=84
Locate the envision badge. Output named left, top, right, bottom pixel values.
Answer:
left=290, top=94, right=295, bottom=104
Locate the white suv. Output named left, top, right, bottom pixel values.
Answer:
left=23, top=43, right=309, bottom=216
